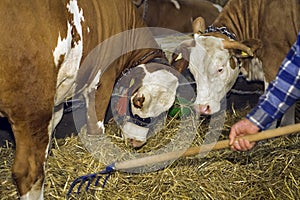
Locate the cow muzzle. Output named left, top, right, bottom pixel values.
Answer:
left=194, top=104, right=211, bottom=115
left=128, top=138, right=146, bottom=148
left=122, top=121, right=149, bottom=148
left=193, top=100, right=222, bottom=115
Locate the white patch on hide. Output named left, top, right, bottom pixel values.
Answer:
left=97, top=120, right=104, bottom=129
left=53, top=0, right=84, bottom=105
left=171, top=0, right=180, bottom=10
left=122, top=122, right=149, bottom=142
left=20, top=182, right=43, bottom=200
left=46, top=106, right=63, bottom=189
left=213, top=3, right=223, bottom=12
left=48, top=106, right=64, bottom=153
left=48, top=107, right=64, bottom=134
left=89, top=70, right=101, bottom=92
left=81, top=69, right=101, bottom=113
left=131, top=64, right=178, bottom=118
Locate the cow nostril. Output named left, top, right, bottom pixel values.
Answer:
left=132, top=94, right=145, bottom=109
left=196, top=104, right=211, bottom=115
left=203, top=105, right=210, bottom=113
left=128, top=138, right=145, bottom=149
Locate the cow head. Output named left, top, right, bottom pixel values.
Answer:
left=172, top=17, right=261, bottom=115
left=112, top=63, right=179, bottom=148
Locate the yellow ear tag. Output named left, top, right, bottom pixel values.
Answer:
left=241, top=51, right=248, bottom=56
left=129, top=78, right=135, bottom=88
left=175, top=53, right=183, bottom=61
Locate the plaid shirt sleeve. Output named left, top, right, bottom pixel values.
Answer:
left=246, top=32, right=300, bottom=130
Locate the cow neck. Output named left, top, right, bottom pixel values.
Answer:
left=131, top=49, right=169, bottom=68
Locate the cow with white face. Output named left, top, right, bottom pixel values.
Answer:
left=172, top=0, right=299, bottom=119
left=110, top=63, right=179, bottom=148
left=188, top=34, right=251, bottom=114
left=172, top=17, right=255, bottom=115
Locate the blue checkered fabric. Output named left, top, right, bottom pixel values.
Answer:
left=247, top=32, right=300, bottom=130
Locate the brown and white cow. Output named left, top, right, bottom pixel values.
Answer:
left=172, top=0, right=300, bottom=118
left=0, top=0, right=179, bottom=199
left=133, top=0, right=222, bottom=33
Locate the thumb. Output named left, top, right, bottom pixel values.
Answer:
left=229, top=127, right=237, bottom=146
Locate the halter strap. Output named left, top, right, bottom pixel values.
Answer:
left=205, top=25, right=237, bottom=40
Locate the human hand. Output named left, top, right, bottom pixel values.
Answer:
left=229, top=118, right=260, bottom=151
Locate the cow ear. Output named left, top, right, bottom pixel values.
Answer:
left=232, top=39, right=262, bottom=58
left=192, top=17, right=206, bottom=35
left=171, top=39, right=195, bottom=72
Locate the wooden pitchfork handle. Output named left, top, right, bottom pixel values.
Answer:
left=115, top=123, right=300, bottom=171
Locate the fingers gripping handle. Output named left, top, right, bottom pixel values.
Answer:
left=230, top=123, right=300, bottom=146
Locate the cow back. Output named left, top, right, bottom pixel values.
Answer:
left=140, top=0, right=220, bottom=33
left=212, top=0, right=300, bottom=82
left=75, top=0, right=162, bottom=92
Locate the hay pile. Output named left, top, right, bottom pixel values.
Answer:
left=1, top=106, right=299, bottom=200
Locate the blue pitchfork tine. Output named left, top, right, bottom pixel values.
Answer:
left=67, top=163, right=115, bottom=196
left=67, top=123, right=300, bottom=197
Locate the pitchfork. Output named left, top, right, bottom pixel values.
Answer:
left=67, top=123, right=300, bottom=197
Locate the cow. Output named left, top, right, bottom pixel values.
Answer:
left=171, top=0, right=300, bottom=124
left=132, top=0, right=222, bottom=33
left=0, top=0, right=179, bottom=199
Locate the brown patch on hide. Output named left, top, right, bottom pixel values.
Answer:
left=171, top=39, right=195, bottom=73
left=241, top=39, right=262, bottom=53
left=71, top=24, right=81, bottom=48
left=135, top=0, right=220, bottom=32
left=67, top=13, right=81, bottom=48
left=229, top=57, right=237, bottom=69
left=56, top=54, right=65, bottom=69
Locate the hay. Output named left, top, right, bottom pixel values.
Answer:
left=1, top=106, right=300, bottom=200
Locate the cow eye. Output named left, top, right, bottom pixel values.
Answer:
left=217, top=67, right=224, bottom=73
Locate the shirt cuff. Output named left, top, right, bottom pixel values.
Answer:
left=246, top=106, right=276, bottom=130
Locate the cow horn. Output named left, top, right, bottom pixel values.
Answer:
left=222, top=40, right=254, bottom=57
left=192, top=17, right=206, bottom=35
